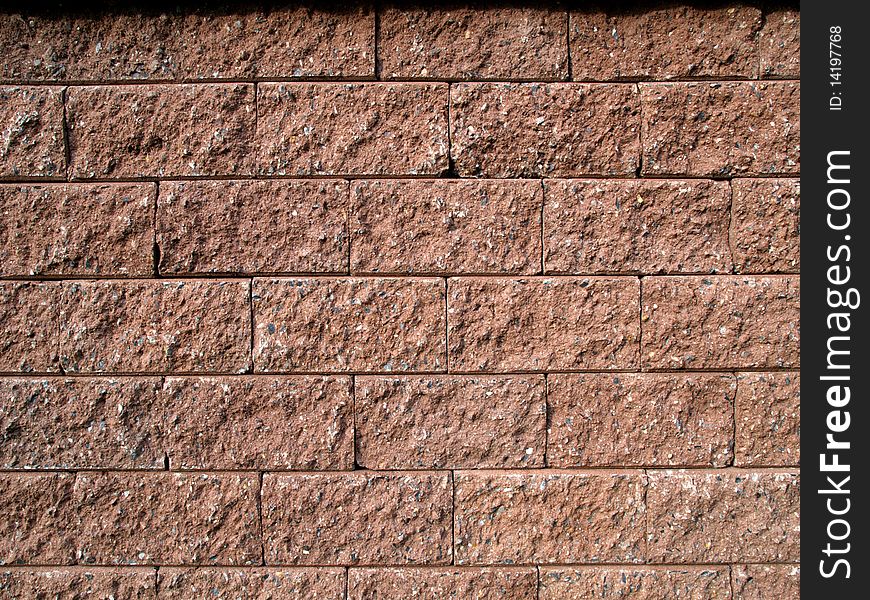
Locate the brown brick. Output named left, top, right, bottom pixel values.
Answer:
left=544, top=179, right=732, bottom=274
left=355, top=375, right=546, bottom=469
left=760, top=10, right=800, bottom=78
left=0, top=473, right=75, bottom=565
left=159, top=376, right=353, bottom=469
left=732, top=179, right=800, bottom=273
left=0, top=377, right=162, bottom=469
left=0, top=568, right=154, bottom=599
left=75, top=472, right=260, bottom=565
left=158, top=180, right=348, bottom=275
left=1, top=183, right=155, bottom=276
left=159, top=567, right=345, bottom=599
left=349, top=567, right=537, bottom=599
left=0, top=86, right=64, bottom=178
left=450, top=83, right=640, bottom=177
left=59, top=280, right=251, bottom=373
left=646, top=470, right=800, bottom=563
left=0, top=282, right=58, bottom=372
left=548, top=373, right=735, bottom=468
left=735, top=373, right=800, bottom=467
left=642, top=276, right=800, bottom=369
left=641, top=82, right=800, bottom=177
left=67, top=84, right=255, bottom=178
left=448, top=277, right=640, bottom=371
left=253, top=278, right=445, bottom=373
left=262, top=472, right=452, bottom=565
left=732, top=564, right=800, bottom=599
left=539, top=567, right=732, bottom=599
left=379, top=8, right=567, bottom=80
left=454, top=470, right=646, bottom=564
left=351, top=180, right=542, bottom=275
left=570, top=6, right=761, bottom=81
left=258, top=83, right=449, bottom=176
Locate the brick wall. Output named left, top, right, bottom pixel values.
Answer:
left=0, top=3, right=800, bottom=598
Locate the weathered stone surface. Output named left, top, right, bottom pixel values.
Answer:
left=732, top=179, right=800, bottom=273
left=760, top=10, right=800, bottom=78
left=67, top=84, right=255, bottom=178
left=454, top=471, right=646, bottom=564
left=641, top=82, right=800, bottom=176
left=547, top=373, right=735, bottom=467
left=451, top=83, right=640, bottom=177
left=735, top=372, right=800, bottom=467
left=0, top=183, right=155, bottom=276
left=448, top=277, right=640, bottom=371
left=539, top=567, right=732, bottom=599
left=253, top=278, right=446, bottom=373
left=75, top=472, right=260, bottom=565
left=0, top=473, right=75, bottom=565
left=349, top=567, right=537, bottom=599
left=355, top=375, right=546, bottom=469
left=0, top=377, right=162, bottom=469
left=158, top=180, right=348, bottom=274
left=642, top=276, right=800, bottom=369
left=262, top=472, right=452, bottom=565
left=0, top=86, right=64, bottom=178
left=258, top=83, right=449, bottom=176
left=0, top=568, right=155, bottom=599
left=732, top=564, right=800, bottom=599
left=351, top=180, right=542, bottom=275
left=59, top=280, right=251, bottom=373
left=646, top=470, right=800, bottom=563
left=159, top=568, right=345, bottom=599
left=0, top=282, right=58, bottom=372
left=570, top=6, right=761, bottom=80
left=159, top=376, right=353, bottom=469
left=379, top=8, right=567, bottom=80
left=544, top=179, right=731, bottom=274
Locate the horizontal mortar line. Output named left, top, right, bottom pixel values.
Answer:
left=0, top=561, right=802, bottom=569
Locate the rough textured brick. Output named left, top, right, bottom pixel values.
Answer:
left=158, top=180, right=348, bottom=275
left=159, top=568, right=345, bottom=599
left=0, top=473, right=75, bottom=565
left=0, top=86, right=64, bottom=178
left=547, top=374, right=735, bottom=468
left=539, top=567, right=732, bottom=599
left=351, top=180, right=542, bottom=275
left=454, top=470, right=646, bottom=564
left=732, top=564, right=800, bottom=599
left=159, top=376, right=352, bottom=469
left=641, top=82, right=800, bottom=176
left=760, top=10, right=800, bottom=78
left=59, top=280, right=251, bottom=373
left=0, top=569, right=155, bottom=599
left=646, top=470, right=800, bottom=563
left=735, top=372, right=800, bottom=466
left=355, top=375, right=546, bottom=469
left=379, top=8, right=567, bottom=80
left=75, top=472, right=260, bottom=565
left=349, top=567, right=537, bottom=599
left=732, top=179, right=800, bottom=273
left=0, top=377, right=162, bottom=469
left=0, top=281, right=58, bottom=372
left=448, top=278, right=640, bottom=371
left=67, top=84, right=255, bottom=178
left=544, top=179, right=731, bottom=274
left=450, top=83, right=640, bottom=177
left=642, top=276, right=800, bottom=369
left=570, top=6, right=761, bottom=80
left=258, top=83, right=449, bottom=176
left=0, top=183, right=155, bottom=276
left=262, top=472, right=452, bottom=565
left=253, top=278, right=446, bottom=373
